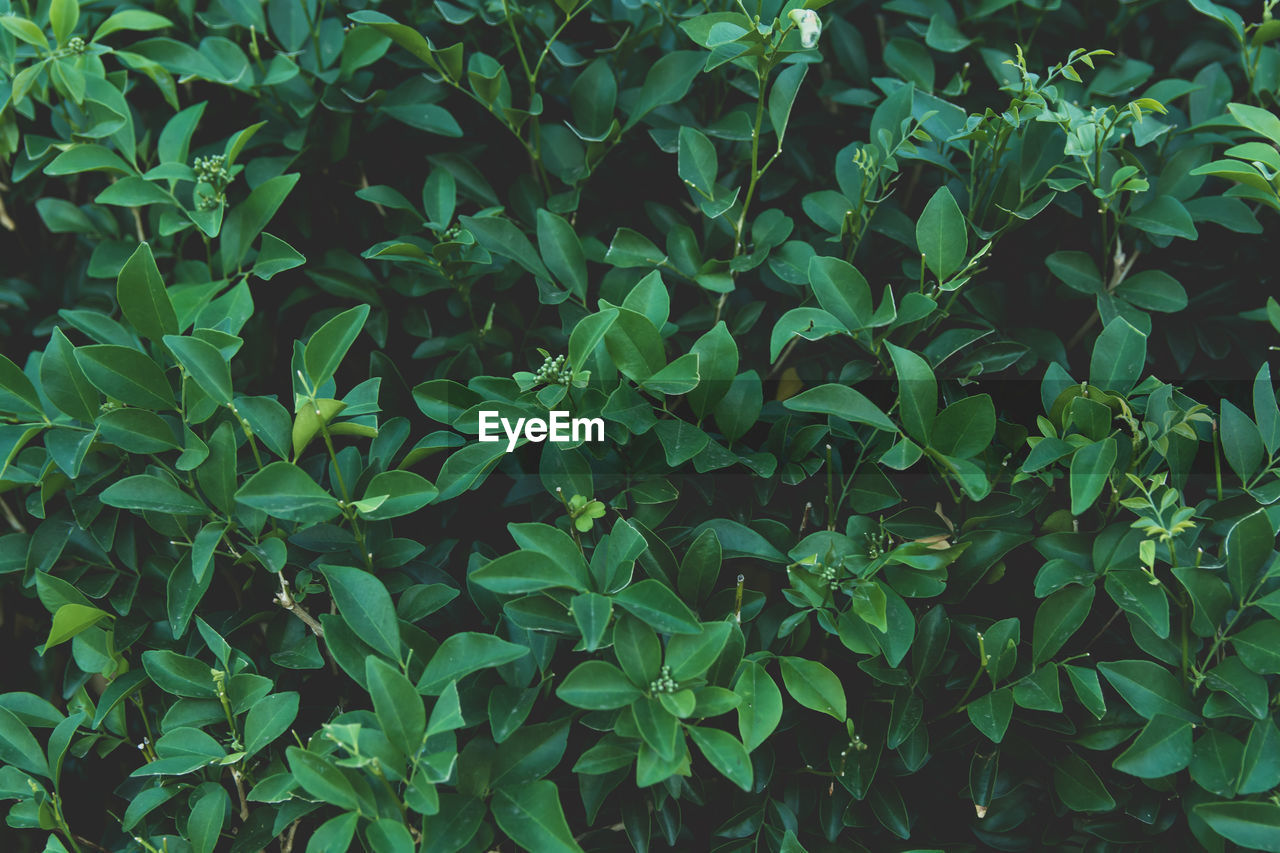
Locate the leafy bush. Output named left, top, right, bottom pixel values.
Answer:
left=3, top=0, right=1280, bottom=850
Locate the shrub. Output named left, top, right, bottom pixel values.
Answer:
left=2, top=0, right=1280, bottom=850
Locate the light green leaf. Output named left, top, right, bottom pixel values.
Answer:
left=916, top=186, right=967, bottom=281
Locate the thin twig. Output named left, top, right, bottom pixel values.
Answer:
left=275, top=575, right=324, bottom=637
left=231, top=768, right=250, bottom=821
left=280, top=820, right=300, bottom=853
left=0, top=181, right=15, bottom=231
left=767, top=337, right=801, bottom=379
left=0, top=495, right=25, bottom=533
left=1080, top=607, right=1122, bottom=652
left=1066, top=243, right=1140, bottom=350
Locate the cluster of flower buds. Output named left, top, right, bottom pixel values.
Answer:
left=816, top=562, right=839, bottom=590
left=536, top=353, right=573, bottom=385
left=65, top=36, right=86, bottom=55
left=193, top=154, right=231, bottom=211
left=194, top=154, right=230, bottom=187
left=864, top=530, right=888, bottom=559
left=649, top=665, right=678, bottom=694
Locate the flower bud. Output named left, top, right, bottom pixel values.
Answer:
left=787, top=9, right=822, bottom=49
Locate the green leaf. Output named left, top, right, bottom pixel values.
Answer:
left=0, top=707, right=52, bottom=778
left=93, top=9, right=172, bottom=41
left=916, top=186, right=967, bottom=281
left=714, top=370, right=762, bottom=443
left=1054, top=753, right=1115, bottom=812
left=1046, top=251, right=1104, bottom=294
left=96, top=178, right=174, bottom=207
left=360, top=470, right=438, bottom=520
left=808, top=256, right=874, bottom=332
left=678, top=126, right=717, bottom=198
left=886, top=342, right=937, bottom=442
left=75, top=345, right=174, bottom=410
left=220, top=173, right=300, bottom=272
left=604, top=227, right=667, bottom=269
left=632, top=695, right=680, bottom=761
left=769, top=307, right=845, bottom=361
left=1116, top=270, right=1187, bottom=312
left=569, top=60, right=617, bottom=138
left=768, top=63, right=807, bottom=147
left=1240, top=719, right=1280, bottom=794
left=1112, top=714, right=1192, bottom=778
left=1192, top=729, right=1245, bottom=797
left=1098, top=660, right=1198, bottom=722
left=366, top=820, right=415, bottom=853
left=556, top=661, right=640, bottom=709
left=570, top=592, right=612, bottom=652
left=1195, top=801, right=1280, bottom=852
left=0, top=353, right=44, bottom=419
left=101, top=475, right=208, bottom=515
left=625, top=51, right=703, bottom=130
left=666, top=622, right=732, bottom=681
left=1127, top=195, right=1196, bottom=240
left=236, top=462, right=340, bottom=524
left=1069, top=437, right=1116, bottom=516
left=536, top=210, right=587, bottom=301
left=417, top=632, right=529, bottom=694
left=1089, top=317, right=1146, bottom=394
left=568, top=309, right=618, bottom=374
left=164, top=335, right=232, bottom=406
left=141, top=650, right=216, bottom=698
left=45, top=145, right=133, bottom=177
left=0, top=15, right=49, bottom=49
left=613, top=615, right=661, bottom=694
left=470, top=550, right=588, bottom=594
left=1221, top=400, right=1264, bottom=483
left=930, top=394, right=996, bottom=458
left=251, top=233, right=306, bottom=281
left=686, top=322, right=738, bottom=419
left=1105, top=570, right=1170, bottom=638
left=44, top=603, right=111, bottom=652
left=1064, top=664, right=1107, bottom=719
left=187, top=784, right=228, bottom=853
left=783, top=383, right=896, bottom=432
left=427, top=682, right=465, bottom=737
left=1226, top=509, right=1274, bottom=599
left=243, top=692, right=298, bottom=758
left=367, top=657, right=425, bottom=757
left=1033, top=584, right=1095, bottom=665
left=459, top=214, right=551, bottom=280
left=1231, top=621, right=1280, bottom=674
left=604, top=307, right=665, bottom=382
left=779, top=657, right=846, bottom=721
left=1254, top=363, right=1280, bottom=456
left=688, top=727, right=752, bottom=791
left=304, top=304, right=370, bottom=390
left=116, top=243, right=177, bottom=344
left=320, top=564, right=401, bottom=661
left=613, top=579, right=702, bottom=634
left=491, top=781, right=585, bottom=853
left=286, top=747, right=360, bottom=811
left=654, top=418, right=709, bottom=466
left=967, top=687, right=1013, bottom=742
left=40, top=328, right=98, bottom=422
left=1228, top=101, right=1280, bottom=146
left=644, top=354, right=700, bottom=396
left=734, top=660, right=782, bottom=752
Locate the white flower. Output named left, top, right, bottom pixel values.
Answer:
left=788, top=8, right=822, bottom=49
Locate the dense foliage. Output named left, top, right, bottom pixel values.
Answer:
left=3, top=0, right=1280, bottom=850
